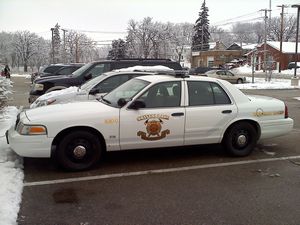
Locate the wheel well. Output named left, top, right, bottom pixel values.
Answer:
left=223, top=120, right=261, bottom=142
left=51, top=126, right=106, bottom=157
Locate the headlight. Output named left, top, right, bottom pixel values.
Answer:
left=33, top=83, right=44, bottom=91
left=16, top=122, right=47, bottom=135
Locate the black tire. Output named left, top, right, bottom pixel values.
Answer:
left=56, top=130, right=102, bottom=171
left=223, top=122, right=257, bottom=157
left=237, top=78, right=243, bottom=84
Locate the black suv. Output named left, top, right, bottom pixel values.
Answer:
left=29, top=59, right=182, bottom=103
left=31, top=63, right=84, bottom=83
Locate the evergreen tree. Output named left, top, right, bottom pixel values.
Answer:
left=192, top=0, right=210, bottom=51
left=107, top=39, right=127, bottom=59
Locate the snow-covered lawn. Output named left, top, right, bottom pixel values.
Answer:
left=236, top=77, right=300, bottom=90
left=0, top=107, right=24, bottom=225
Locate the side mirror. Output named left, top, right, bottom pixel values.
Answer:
left=84, top=73, right=92, bottom=80
left=128, top=100, right=146, bottom=110
left=89, top=88, right=98, bottom=95
left=117, top=98, right=127, bottom=107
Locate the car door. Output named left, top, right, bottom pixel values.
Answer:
left=225, top=71, right=236, bottom=83
left=119, top=81, right=185, bottom=150
left=184, top=80, right=237, bottom=145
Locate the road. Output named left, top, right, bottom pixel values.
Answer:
left=9, top=76, right=300, bottom=225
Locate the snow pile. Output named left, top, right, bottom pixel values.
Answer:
left=0, top=107, right=24, bottom=225
left=232, top=65, right=300, bottom=76
left=0, top=77, right=13, bottom=111
left=235, top=77, right=300, bottom=89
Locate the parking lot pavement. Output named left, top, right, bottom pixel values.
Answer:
left=10, top=77, right=300, bottom=224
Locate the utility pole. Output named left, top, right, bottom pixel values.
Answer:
left=50, top=28, right=54, bottom=64
left=292, top=4, right=300, bottom=83
left=260, top=9, right=271, bottom=80
left=277, top=5, right=287, bottom=73
left=62, top=29, right=67, bottom=63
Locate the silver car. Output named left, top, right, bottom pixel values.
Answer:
left=205, top=70, right=246, bottom=84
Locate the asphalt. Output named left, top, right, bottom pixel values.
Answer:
left=9, top=76, right=300, bottom=225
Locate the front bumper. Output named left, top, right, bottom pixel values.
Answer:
left=6, top=126, right=53, bottom=158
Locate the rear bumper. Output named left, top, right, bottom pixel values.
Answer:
left=260, top=118, right=294, bottom=139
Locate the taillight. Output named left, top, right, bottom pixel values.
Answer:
left=285, top=104, right=288, bottom=118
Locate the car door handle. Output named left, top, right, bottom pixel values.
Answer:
left=222, top=110, right=232, bottom=114
left=171, top=112, right=184, bottom=117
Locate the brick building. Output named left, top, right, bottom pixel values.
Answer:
left=251, top=41, right=300, bottom=70
left=191, top=42, right=253, bottom=68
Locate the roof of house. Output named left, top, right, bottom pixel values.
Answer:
left=257, top=41, right=299, bottom=54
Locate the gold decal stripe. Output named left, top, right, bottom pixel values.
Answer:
left=253, top=111, right=284, bottom=117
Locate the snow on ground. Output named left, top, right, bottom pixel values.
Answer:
left=235, top=77, right=300, bottom=89
left=231, top=64, right=300, bottom=76
left=0, top=107, right=24, bottom=225
left=10, top=74, right=31, bottom=79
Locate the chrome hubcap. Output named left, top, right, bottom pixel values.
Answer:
left=237, top=135, right=247, bottom=146
left=73, top=145, right=87, bottom=159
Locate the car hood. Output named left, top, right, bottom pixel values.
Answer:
left=25, top=101, right=113, bottom=123
left=34, top=74, right=73, bottom=83
left=37, top=86, right=82, bottom=101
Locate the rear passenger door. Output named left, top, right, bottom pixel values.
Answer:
left=184, top=81, right=237, bottom=145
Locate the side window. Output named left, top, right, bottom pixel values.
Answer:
left=210, top=82, right=231, bottom=105
left=44, top=66, right=62, bottom=73
left=92, top=75, right=129, bottom=93
left=89, top=64, right=110, bottom=78
left=56, top=67, right=74, bottom=75
left=187, top=81, right=214, bottom=106
left=226, top=71, right=234, bottom=76
left=138, top=81, right=181, bottom=108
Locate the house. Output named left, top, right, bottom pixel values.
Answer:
left=251, top=41, right=300, bottom=71
left=191, top=41, right=255, bottom=68
left=171, top=45, right=192, bottom=68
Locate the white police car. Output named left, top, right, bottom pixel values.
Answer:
left=7, top=74, right=294, bottom=170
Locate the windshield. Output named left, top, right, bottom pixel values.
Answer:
left=72, top=62, right=93, bottom=77
left=81, top=73, right=107, bottom=90
left=102, top=78, right=150, bottom=108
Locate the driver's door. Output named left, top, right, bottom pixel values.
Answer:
left=119, top=81, right=185, bottom=150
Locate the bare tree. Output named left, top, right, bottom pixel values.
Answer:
left=13, top=31, right=39, bottom=72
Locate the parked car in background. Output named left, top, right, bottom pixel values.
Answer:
left=31, top=63, right=84, bottom=83
left=287, top=62, right=300, bottom=70
left=189, top=67, right=213, bottom=75
left=8, top=74, right=293, bottom=171
left=29, top=59, right=183, bottom=103
left=204, top=70, right=246, bottom=84
left=30, top=66, right=174, bottom=108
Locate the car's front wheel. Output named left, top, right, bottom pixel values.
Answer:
left=223, top=122, right=258, bottom=156
left=56, top=130, right=102, bottom=171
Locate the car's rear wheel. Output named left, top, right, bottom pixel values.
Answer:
left=223, top=122, right=257, bottom=156
left=56, top=130, right=102, bottom=171
left=237, top=78, right=243, bottom=84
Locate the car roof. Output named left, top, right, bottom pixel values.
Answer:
left=137, top=74, right=221, bottom=83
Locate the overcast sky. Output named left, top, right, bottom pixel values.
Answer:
left=0, top=0, right=298, bottom=41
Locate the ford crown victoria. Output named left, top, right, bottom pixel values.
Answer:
left=7, top=74, right=293, bottom=171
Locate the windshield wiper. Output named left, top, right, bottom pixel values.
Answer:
left=99, top=96, right=111, bottom=105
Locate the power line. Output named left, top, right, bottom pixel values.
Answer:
left=212, top=11, right=260, bottom=26
left=62, top=28, right=127, bottom=34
